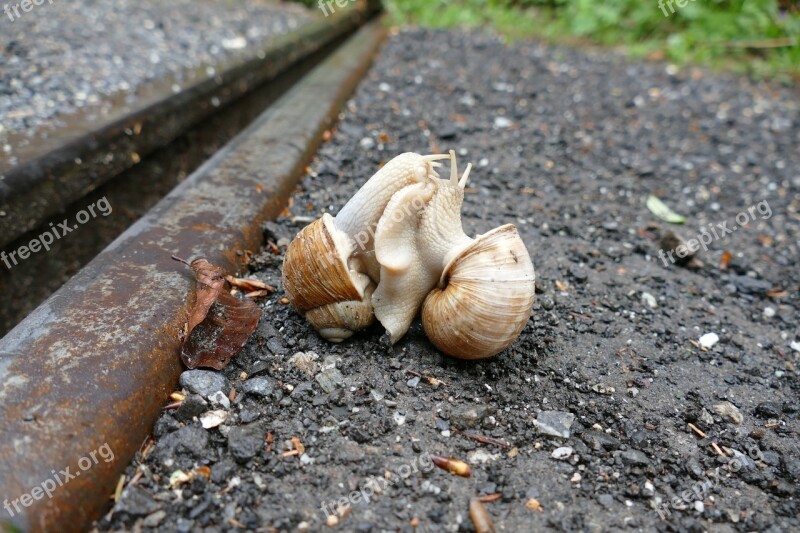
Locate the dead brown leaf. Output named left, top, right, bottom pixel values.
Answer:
left=225, top=275, right=275, bottom=294
left=173, top=256, right=261, bottom=370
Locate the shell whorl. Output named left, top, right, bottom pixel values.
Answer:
left=421, top=224, right=535, bottom=360
left=283, top=214, right=367, bottom=311
left=305, top=283, right=376, bottom=342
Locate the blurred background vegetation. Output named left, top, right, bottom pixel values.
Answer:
left=296, top=0, right=800, bottom=81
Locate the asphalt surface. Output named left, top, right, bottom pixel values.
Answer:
left=96, top=29, right=799, bottom=532
left=0, top=0, right=313, bottom=150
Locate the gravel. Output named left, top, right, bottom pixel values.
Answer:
left=239, top=376, right=277, bottom=398
left=179, top=369, right=229, bottom=398
left=0, top=0, right=314, bottom=140
left=536, top=410, right=576, bottom=439
left=97, top=29, right=799, bottom=532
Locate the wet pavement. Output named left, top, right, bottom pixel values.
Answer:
left=96, top=28, right=799, bottom=532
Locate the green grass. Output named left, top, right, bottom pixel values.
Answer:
left=380, top=0, right=800, bottom=81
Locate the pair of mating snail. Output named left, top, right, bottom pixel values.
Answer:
left=282, top=150, right=536, bottom=360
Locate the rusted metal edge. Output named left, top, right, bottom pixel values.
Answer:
left=0, top=19, right=386, bottom=533
left=0, top=4, right=376, bottom=249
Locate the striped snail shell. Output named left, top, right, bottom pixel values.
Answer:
left=282, top=214, right=374, bottom=342
left=421, top=224, right=535, bottom=359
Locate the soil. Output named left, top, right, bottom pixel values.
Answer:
left=95, top=29, right=800, bottom=532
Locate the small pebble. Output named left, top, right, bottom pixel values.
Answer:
left=179, top=370, right=229, bottom=398
left=712, top=401, right=743, bottom=425
left=200, top=409, right=228, bottom=429
left=208, top=391, right=231, bottom=409
left=699, top=333, right=719, bottom=349
left=494, top=116, right=512, bottom=128
left=641, top=292, right=657, bottom=308
left=551, top=447, right=573, bottom=460
left=535, top=411, right=575, bottom=439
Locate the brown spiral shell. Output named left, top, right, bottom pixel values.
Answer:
left=421, top=224, right=535, bottom=359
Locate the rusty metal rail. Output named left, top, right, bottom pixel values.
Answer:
left=0, top=18, right=386, bottom=533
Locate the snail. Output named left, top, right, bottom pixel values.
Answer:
left=282, top=152, right=449, bottom=341
left=282, top=149, right=536, bottom=360
left=373, top=150, right=536, bottom=359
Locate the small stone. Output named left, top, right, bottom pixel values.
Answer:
left=153, top=416, right=180, bottom=438
left=407, top=376, right=420, bottom=388
left=240, top=376, right=276, bottom=398
left=731, top=275, right=771, bottom=295
left=437, top=124, right=458, bottom=140
left=755, top=401, right=781, bottom=419
left=143, top=510, right=167, bottom=528
left=154, top=426, right=209, bottom=461
left=115, top=485, right=161, bottom=516
left=451, top=404, right=491, bottom=429
left=581, top=430, right=620, bottom=451
left=790, top=340, right=800, bottom=353
left=228, top=424, right=264, bottom=463
left=551, top=447, right=573, bottom=460
left=712, top=401, right=743, bottom=425
left=763, top=307, right=776, bottom=318
left=200, top=409, right=228, bottom=429
left=179, top=370, right=229, bottom=398
left=359, top=137, right=375, bottom=150
left=694, top=501, right=704, bottom=512
left=290, top=351, right=320, bottom=376
left=641, top=292, right=657, bottom=308
left=698, top=333, right=719, bottom=349
left=174, top=395, right=207, bottom=422
left=596, top=494, right=614, bottom=509
left=570, top=472, right=582, bottom=483
left=467, top=449, right=500, bottom=464
left=620, top=449, right=649, bottom=466
left=494, top=116, right=512, bottom=129
left=221, top=36, right=247, bottom=50
left=239, top=408, right=259, bottom=424
left=370, top=389, right=385, bottom=402
left=535, top=411, right=575, bottom=439
left=420, top=479, right=442, bottom=495
left=210, top=458, right=236, bottom=484
left=569, top=264, right=588, bottom=283
left=208, top=391, right=230, bottom=409
left=627, top=387, right=640, bottom=398
left=315, top=367, right=345, bottom=393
